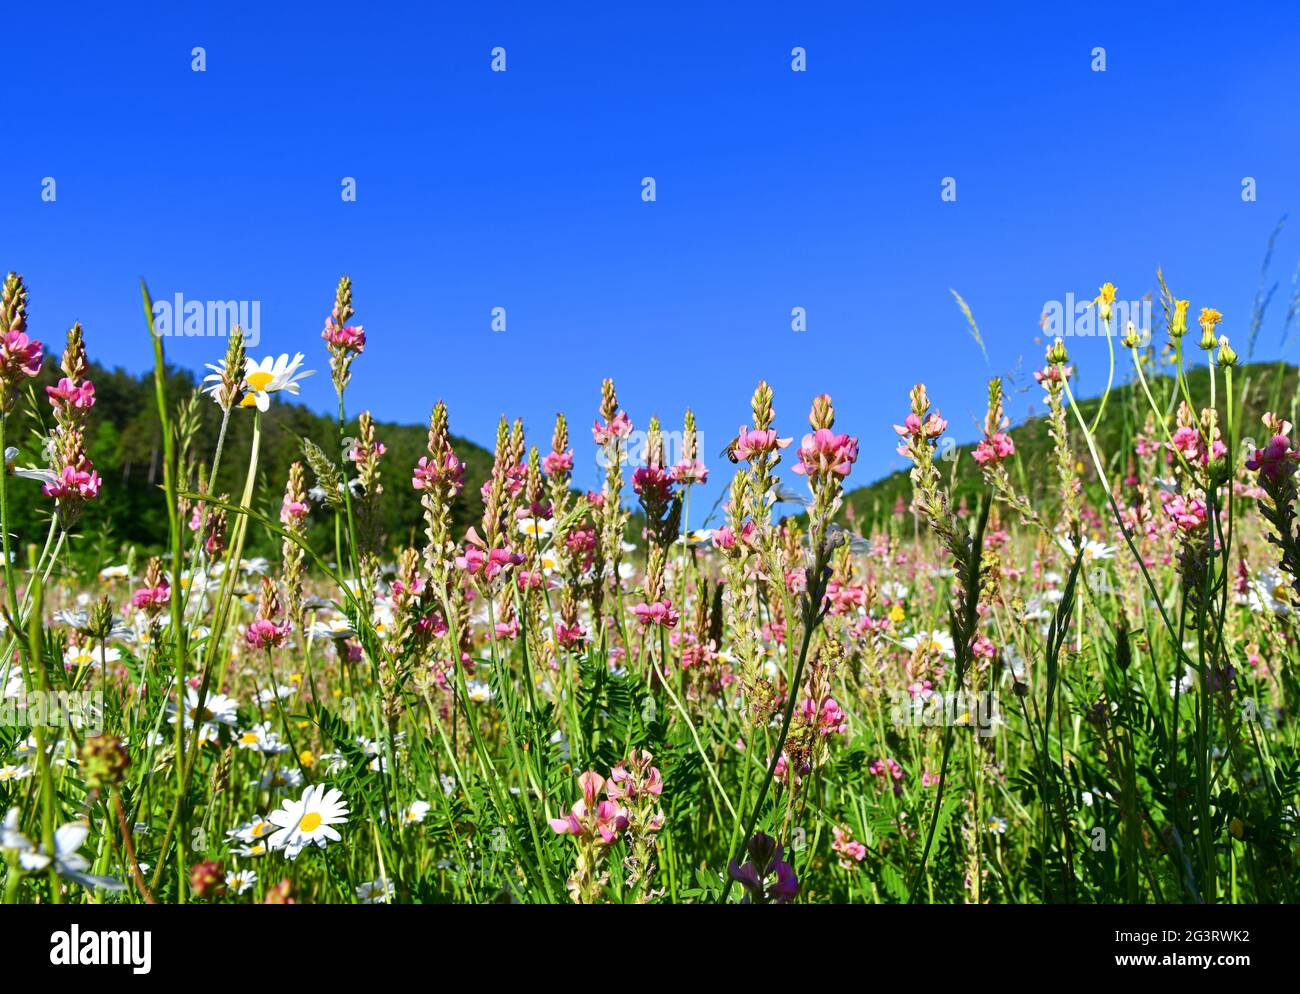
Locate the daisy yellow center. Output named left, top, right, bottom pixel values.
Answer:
left=240, top=732, right=260, bottom=745
left=247, top=370, right=275, bottom=391
left=299, top=811, right=322, bottom=833
left=251, top=822, right=270, bottom=837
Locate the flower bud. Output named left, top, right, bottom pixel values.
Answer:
left=189, top=860, right=226, bottom=899
left=80, top=734, right=130, bottom=789
left=1217, top=336, right=1238, bottom=367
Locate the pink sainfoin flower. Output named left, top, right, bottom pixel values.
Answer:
left=45, top=377, right=95, bottom=412
left=592, top=411, right=633, bottom=445
left=972, top=431, right=1014, bottom=466
left=607, top=752, right=664, bottom=802
left=131, top=581, right=170, bottom=611
left=0, top=330, right=43, bottom=381
left=412, top=451, right=466, bottom=496
left=245, top=617, right=290, bottom=650
left=792, top=427, right=859, bottom=480
left=670, top=458, right=708, bottom=485
left=632, top=598, right=679, bottom=629
left=631, top=465, right=674, bottom=502
left=553, top=620, right=587, bottom=648
left=832, top=825, right=867, bottom=867
left=549, top=771, right=629, bottom=844
left=280, top=494, right=310, bottom=527
left=1246, top=420, right=1299, bottom=482
left=1168, top=424, right=1225, bottom=467
left=455, top=544, right=523, bottom=582
left=42, top=463, right=101, bottom=502
left=349, top=439, right=386, bottom=463
left=869, top=757, right=905, bottom=795
left=542, top=449, right=574, bottom=476
left=733, top=426, right=791, bottom=462
left=1163, top=493, right=1208, bottom=533
left=321, top=319, right=366, bottom=355
left=892, top=409, right=947, bottom=458
left=1033, top=363, right=1073, bottom=387
left=802, top=696, right=848, bottom=736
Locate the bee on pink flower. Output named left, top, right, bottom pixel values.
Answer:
left=731, top=426, right=791, bottom=463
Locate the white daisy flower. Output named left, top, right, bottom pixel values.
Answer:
left=18, top=818, right=125, bottom=891
left=260, top=767, right=304, bottom=792
left=238, top=353, right=315, bottom=412
left=266, top=784, right=349, bottom=859
left=402, top=800, right=431, bottom=825
left=226, top=868, right=257, bottom=895
left=901, top=630, right=956, bottom=659
left=227, top=817, right=277, bottom=846
left=517, top=517, right=553, bottom=540
left=236, top=722, right=290, bottom=755
left=170, top=688, right=240, bottom=730
left=1057, top=535, right=1116, bottom=562
left=355, top=877, right=394, bottom=904
left=62, top=645, right=121, bottom=669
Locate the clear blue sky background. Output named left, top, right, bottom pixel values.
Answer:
left=5, top=2, right=1300, bottom=516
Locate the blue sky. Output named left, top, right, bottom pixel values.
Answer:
left=5, top=2, right=1300, bottom=517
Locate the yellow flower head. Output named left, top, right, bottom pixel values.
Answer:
left=1198, top=307, right=1223, bottom=350
left=1170, top=299, right=1190, bottom=337
left=1093, top=282, right=1117, bottom=321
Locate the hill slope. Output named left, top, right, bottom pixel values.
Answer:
left=839, top=360, right=1298, bottom=531
left=8, top=358, right=494, bottom=563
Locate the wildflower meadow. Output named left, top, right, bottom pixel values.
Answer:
left=0, top=267, right=1297, bottom=918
